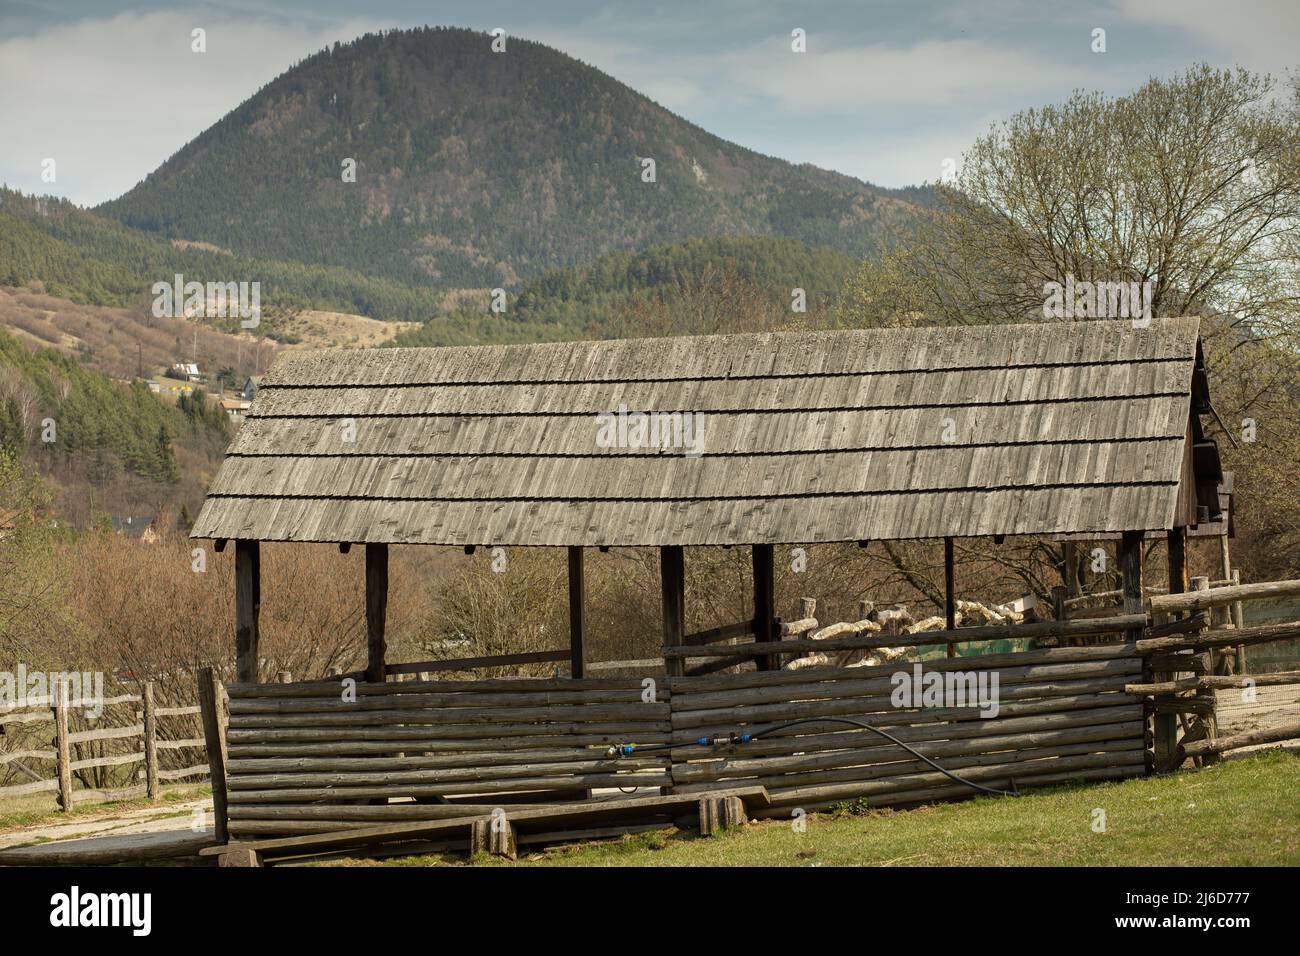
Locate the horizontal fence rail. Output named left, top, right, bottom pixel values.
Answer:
left=0, top=680, right=209, bottom=810
left=189, top=578, right=1300, bottom=847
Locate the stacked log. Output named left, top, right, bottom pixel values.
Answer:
left=222, top=676, right=670, bottom=838
left=668, top=644, right=1147, bottom=811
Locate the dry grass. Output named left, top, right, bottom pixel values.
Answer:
left=275, top=309, right=419, bottom=349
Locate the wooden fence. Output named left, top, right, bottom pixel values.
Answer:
left=0, top=680, right=208, bottom=810
left=219, top=676, right=669, bottom=839
left=669, top=646, right=1147, bottom=813
left=198, top=579, right=1300, bottom=843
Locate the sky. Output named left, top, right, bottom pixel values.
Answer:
left=1, top=0, right=1297, bottom=207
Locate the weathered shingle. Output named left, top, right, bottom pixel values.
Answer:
left=192, top=319, right=1212, bottom=545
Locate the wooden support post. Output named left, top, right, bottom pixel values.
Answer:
left=197, top=667, right=229, bottom=844
left=752, top=544, right=777, bottom=670
left=1167, top=526, right=1188, bottom=598
left=234, top=540, right=261, bottom=684
left=699, top=795, right=747, bottom=836
left=660, top=546, right=686, bottom=678
left=1232, top=569, right=1246, bottom=673
left=365, top=543, right=388, bottom=683
left=470, top=817, right=517, bottom=860
left=1191, top=576, right=1220, bottom=765
left=218, top=847, right=262, bottom=867
left=1116, top=529, right=1144, bottom=624
left=142, top=681, right=159, bottom=801
left=1063, top=540, right=1081, bottom=597
left=944, top=537, right=956, bottom=658
left=1050, top=586, right=1068, bottom=622
left=1158, top=529, right=1189, bottom=767
left=52, top=679, right=72, bottom=813
left=1122, top=530, right=1162, bottom=770
left=568, top=546, right=586, bottom=679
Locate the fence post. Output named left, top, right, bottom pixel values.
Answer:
left=1232, top=569, right=1246, bottom=674
left=197, top=668, right=229, bottom=843
left=52, top=679, right=73, bottom=813
left=143, top=681, right=159, bottom=801
left=1191, top=577, right=1220, bottom=765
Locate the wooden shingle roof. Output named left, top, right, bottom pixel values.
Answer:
left=191, top=318, right=1216, bottom=546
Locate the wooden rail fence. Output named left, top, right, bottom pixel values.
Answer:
left=0, top=680, right=208, bottom=810
left=192, top=578, right=1300, bottom=846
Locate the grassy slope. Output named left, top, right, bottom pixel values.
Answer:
left=367, top=750, right=1300, bottom=867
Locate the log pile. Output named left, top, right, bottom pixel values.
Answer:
left=668, top=644, right=1148, bottom=812
left=221, top=676, right=670, bottom=839
left=204, top=603, right=1300, bottom=850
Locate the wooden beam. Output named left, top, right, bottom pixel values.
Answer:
left=664, top=613, right=1147, bottom=659
left=52, top=680, right=72, bottom=812
left=661, top=546, right=686, bottom=678
left=365, top=543, right=388, bottom=683
left=567, top=546, right=586, bottom=679
left=235, top=540, right=261, bottom=684
left=1120, top=532, right=1144, bottom=640
left=386, top=650, right=568, bottom=675
left=1135, top=620, right=1300, bottom=656
left=752, top=544, right=777, bottom=670
left=1167, top=526, right=1188, bottom=597
left=1232, top=568, right=1246, bottom=673
left=1149, top=578, right=1300, bottom=614
left=1062, top=540, right=1080, bottom=596
left=196, top=667, right=228, bottom=844
left=1180, top=720, right=1300, bottom=759
left=944, top=537, right=956, bottom=658
left=685, top=619, right=756, bottom=646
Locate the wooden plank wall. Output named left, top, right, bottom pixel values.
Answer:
left=668, top=647, right=1148, bottom=812
left=216, top=643, right=1152, bottom=839
left=221, top=677, right=671, bottom=839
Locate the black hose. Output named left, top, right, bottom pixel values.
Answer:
left=748, top=716, right=1019, bottom=798
left=612, top=716, right=1019, bottom=799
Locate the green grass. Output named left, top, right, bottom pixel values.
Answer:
left=358, top=750, right=1300, bottom=867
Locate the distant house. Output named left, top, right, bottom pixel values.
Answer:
left=240, top=376, right=260, bottom=401
left=111, top=515, right=159, bottom=544
left=168, top=362, right=201, bottom=383
left=219, top=398, right=253, bottom=420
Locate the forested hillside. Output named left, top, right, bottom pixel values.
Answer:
left=392, top=235, right=858, bottom=345
left=0, top=190, right=438, bottom=324
left=0, top=327, right=230, bottom=523
left=101, top=27, right=918, bottom=290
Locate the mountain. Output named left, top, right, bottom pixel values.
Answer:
left=100, top=26, right=919, bottom=291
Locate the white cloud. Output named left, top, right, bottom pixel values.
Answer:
left=720, top=36, right=1112, bottom=112
left=1112, top=0, right=1299, bottom=76
left=0, top=9, right=387, bottom=206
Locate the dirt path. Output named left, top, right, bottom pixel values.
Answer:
left=0, top=797, right=215, bottom=863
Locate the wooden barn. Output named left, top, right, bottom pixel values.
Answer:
left=188, top=316, right=1261, bottom=859
left=192, top=317, right=1221, bottom=678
